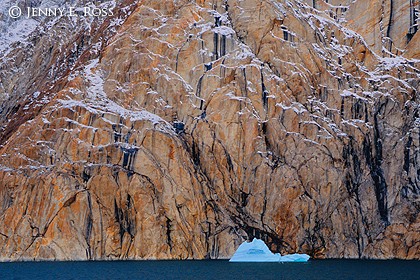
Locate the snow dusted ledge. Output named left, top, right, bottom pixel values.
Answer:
left=229, top=239, right=310, bottom=263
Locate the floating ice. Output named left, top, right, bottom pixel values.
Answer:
left=229, top=238, right=310, bottom=263
left=279, top=253, right=311, bottom=262
left=229, top=238, right=281, bottom=262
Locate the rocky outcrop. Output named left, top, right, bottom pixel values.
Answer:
left=0, top=0, right=419, bottom=260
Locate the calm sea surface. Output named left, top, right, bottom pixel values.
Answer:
left=0, top=259, right=419, bottom=280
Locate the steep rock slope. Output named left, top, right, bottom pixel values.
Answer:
left=0, top=0, right=419, bottom=260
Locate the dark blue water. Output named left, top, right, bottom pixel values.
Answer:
left=0, top=260, right=419, bottom=280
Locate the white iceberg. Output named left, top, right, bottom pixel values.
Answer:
left=229, top=238, right=310, bottom=262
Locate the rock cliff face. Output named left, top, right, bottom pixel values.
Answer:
left=0, top=0, right=419, bottom=260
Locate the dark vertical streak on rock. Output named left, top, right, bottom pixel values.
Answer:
left=114, top=199, right=123, bottom=245
left=85, top=191, right=93, bottom=260
left=363, top=110, right=389, bottom=224
left=260, top=187, right=267, bottom=226
left=196, top=75, right=204, bottom=97
left=240, top=191, right=249, bottom=207
left=121, top=147, right=138, bottom=170
left=241, top=68, right=248, bottom=97
left=408, top=0, right=418, bottom=42
left=221, top=35, right=226, bottom=57
left=213, top=16, right=221, bottom=60
left=261, top=71, right=268, bottom=110
left=343, top=138, right=362, bottom=196
left=402, top=133, right=420, bottom=198
left=386, top=0, right=393, bottom=38
left=282, top=26, right=288, bottom=41
left=404, top=134, right=413, bottom=173
left=343, top=137, right=371, bottom=255
left=166, top=216, right=173, bottom=251
left=214, top=32, right=219, bottom=59
left=191, top=139, right=201, bottom=166
left=364, top=103, right=369, bottom=122
left=261, top=122, right=282, bottom=169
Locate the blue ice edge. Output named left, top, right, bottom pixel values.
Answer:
left=229, top=238, right=310, bottom=263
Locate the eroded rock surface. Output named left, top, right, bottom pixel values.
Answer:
left=0, top=0, right=419, bottom=260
